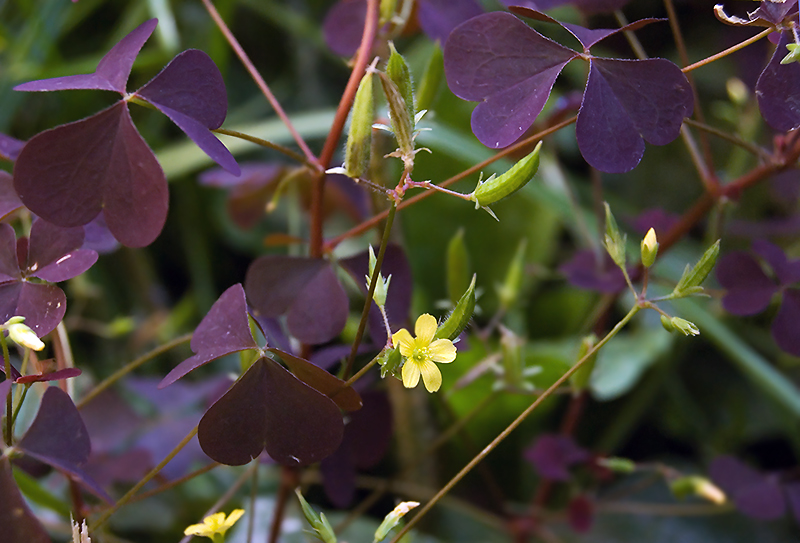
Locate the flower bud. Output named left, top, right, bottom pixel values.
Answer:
left=670, top=476, right=726, bottom=504
left=640, top=228, right=658, bottom=268
left=603, top=202, right=627, bottom=269
left=672, top=240, right=720, bottom=297
left=296, top=490, right=337, bottom=543
left=671, top=317, right=700, bottom=336
left=5, top=319, right=44, bottom=351
left=374, top=501, right=419, bottom=543
left=435, top=274, right=476, bottom=341
left=344, top=70, right=375, bottom=179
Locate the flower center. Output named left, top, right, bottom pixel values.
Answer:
left=412, top=348, right=429, bottom=363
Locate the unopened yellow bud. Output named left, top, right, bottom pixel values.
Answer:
left=641, top=228, right=658, bottom=268
left=5, top=320, right=44, bottom=351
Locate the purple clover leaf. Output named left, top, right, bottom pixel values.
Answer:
left=559, top=248, right=629, bottom=293
left=200, top=163, right=287, bottom=230
left=0, top=133, right=24, bottom=162
left=525, top=433, right=591, bottom=481
left=717, top=239, right=800, bottom=355
left=444, top=11, right=693, bottom=172
left=13, top=386, right=112, bottom=502
left=159, top=284, right=361, bottom=466
left=323, top=0, right=484, bottom=57
left=0, top=456, right=50, bottom=543
left=709, top=456, right=795, bottom=521
left=0, top=220, right=97, bottom=336
left=714, top=0, right=798, bottom=29
left=756, top=30, right=800, bottom=132
left=500, top=0, right=631, bottom=16
left=0, top=172, right=24, bottom=221
left=13, top=19, right=239, bottom=248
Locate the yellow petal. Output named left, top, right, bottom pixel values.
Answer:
left=418, top=361, right=442, bottom=392
left=184, top=523, right=213, bottom=537
left=402, top=359, right=421, bottom=388
left=415, top=313, right=437, bottom=345
left=222, top=509, right=245, bottom=530
left=428, top=339, right=456, bottom=363
left=392, top=328, right=415, bottom=357
left=204, top=513, right=226, bottom=530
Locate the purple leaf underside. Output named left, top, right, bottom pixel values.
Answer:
left=772, top=288, right=800, bottom=356
left=0, top=133, right=25, bottom=162
left=0, top=172, right=23, bottom=219
left=198, top=358, right=344, bottom=466
left=0, top=224, right=19, bottom=281
left=0, top=457, right=50, bottom=543
left=752, top=239, right=800, bottom=285
left=710, top=456, right=787, bottom=520
left=323, top=0, right=368, bottom=57
left=577, top=59, right=692, bottom=173
left=501, top=0, right=631, bottom=15
left=416, top=0, right=485, bottom=44
left=285, top=265, right=348, bottom=344
left=14, top=102, right=169, bottom=248
left=717, top=252, right=777, bottom=315
left=758, top=31, right=800, bottom=132
left=14, top=19, right=158, bottom=94
left=160, top=284, right=257, bottom=388
left=0, top=282, right=66, bottom=337
left=27, top=220, right=97, bottom=283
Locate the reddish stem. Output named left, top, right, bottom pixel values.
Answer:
left=310, top=0, right=380, bottom=257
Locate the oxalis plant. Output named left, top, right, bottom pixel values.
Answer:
left=1, top=0, right=800, bottom=542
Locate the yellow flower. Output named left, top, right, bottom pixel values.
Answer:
left=184, top=509, right=244, bottom=542
left=392, top=314, right=456, bottom=392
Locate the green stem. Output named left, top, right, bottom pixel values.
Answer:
left=76, top=333, right=192, bottom=409
left=10, top=383, right=30, bottom=429
left=682, top=118, right=771, bottom=161
left=212, top=128, right=311, bottom=167
left=683, top=28, right=774, bottom=73
left=127, top=462, right=220, bottom=505
left=90, top=425, right=199, bottom=530
left=389, top=304, right=641, bottom=543
left=342, top=202, right=397, bottom=380
left=2, top=333, right=12, bottom=446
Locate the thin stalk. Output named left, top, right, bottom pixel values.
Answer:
left=343, top=202, right=397, bottom=380
left=76, top=333, right=192, bottom=408
left=389, top=305, right=641, bottom=543
left=127, top=463, right=220, bottom=505
left=344, top=354, right=380, bottom=388
left=683, top=28, right=774, bottom=73
left=181, top=461, right=260, bottom=543
left=310, top=0, right=380, bottom=257
left=213, top=129, right=311, bottom=167
left=2, top=333, right=12, bottom=445
left=247, top=461, right=259, bottom=543
left=678, top=125, right=715, bottom=194
left=52, top=322, right=75, bottom=395
left=683, top=118, right=772, bottom=161
left=9, top=383, right=30, bottom=432
left=326, top=116, right=577, bottom=250
left=613, top=10, right=646, bottom=60
left=267, top=467, right=298, bottom=543
left=199, top=0, right=317, bottom=165
left=90, top=426, right=199, bottom=530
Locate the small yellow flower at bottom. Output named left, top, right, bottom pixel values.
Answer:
left=184, top=509, right=245, bottom=542
left=392, top=314, right=456, bottom=393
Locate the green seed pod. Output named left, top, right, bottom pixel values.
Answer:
left=497, top=238, right=527, bottom=310
left=386, top=42, right=414, bottom=122
left=603, top=202, right=627, bottom=269
left=471, top=141, right=542, bottom=208
left=446, top=228, right=471, bottom=307
left=415, top=42, right=443, bottom=113
left=500, top=326, right=524, bottom=388
left=596, top=457, right=637, bottom=474
left=435, top=274, right=476, bottom=341
left=379, top=0, right=397, bottom=24
left=345, top=70, right=375, bottom=179
left=379, top=71, right=415, bottom=159
left=296, top=490, right=338, bottom=543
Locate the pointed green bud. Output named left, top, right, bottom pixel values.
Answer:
left=669, top=476, right=726, bottom=504
left=435, top=274, right=476, bottom=341
left=295, top=490, right=337, bottom=543
left=415, top=42, right=443, bottom=113
left=640, top=228, right=658, bottom=268
left=500, top=326, right=524, bottom=388
left=344, top=70, right=375, bottom=179
left=497, top=239, right=527, bottom=310
left=781, top=42, right=800, bottom=65
left=670, top=317, right=700, bottom=336
left=672, top=240, right=720, bottom=297
left=374, top=501, right=419, bottom=543
left=603, top=202, right=627, bottom=269
left=596, top=457, right=636, bottom=474
left=471, top=142, right=542, bottom=208
left=379, top=72, right=415, bottom=164
left=386, top=42, right=414, bottom=122
left=447, top=228, right=471, bottom=306
left=660, top=314, right=676, bottom=333
left=366, top=246, right=391, bottom=308
left=570, top=334, right=598, bottom=392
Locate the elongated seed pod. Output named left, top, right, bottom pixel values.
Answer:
left=435, top=274, right=476, bottom=341
left=471, top=141, right=542, bottom=207
left=344, top=71, right=375, bottom=179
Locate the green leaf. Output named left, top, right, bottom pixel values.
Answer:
left=446, top=228, right=471, bottom=306
left=415, top=41, right=443, bottom=113
left=13, top=466, right=71, bottom=516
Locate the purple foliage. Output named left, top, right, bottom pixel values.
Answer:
left=717, top=240, right=800, bottom=355
left=709, top=456, right=790, bottom=520
left=0, top=220, right=97, bottom=336
left=0, top=172, right=23, bottom=221
left=500, top=0, right=631, bottom=15
left=756, top=31, right=800, bottom=132
left=323, top=0, right=483, bottom=57
left=567, top=495, right=594, bottom=533
left=0, top=133, right=25, bottom=162
left=525, top=433, right=590, bottom=481
left=13, top=19, right=239, bottom=248
left=559, top=248, right=628, bottom=293
left=629, top=208, right=681, bottom=236
left=15, top=387, right=111, bottom=502
left=444, top=11, right=693, bottom=172
left=0, top=457, right=50, bottom=543
left=245, top=256, right=348, bottom=345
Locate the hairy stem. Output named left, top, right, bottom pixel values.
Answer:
left=76, top=333, right=192, bottom=409
left=683, top=28, right=774, bottom=73
left=343, top=202, right=397, bottom=380
left=213, top=128, right=311, bottom=167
